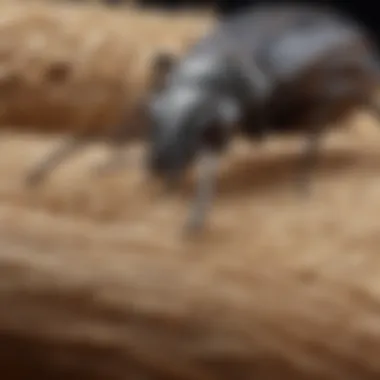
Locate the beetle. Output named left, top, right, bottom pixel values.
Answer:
left=144, top=3, right=380, bottom=233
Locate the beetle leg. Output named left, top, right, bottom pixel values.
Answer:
left=91, top=140, right=132, bottom=177
left=25, top=133, right=89, bottom=187
left=367, top=96, right=380, bottom=122
left=184, top=149, right=220, bottom=235
left=91, top=102, right=145, bottom=177
left=295, top=124, right=324, bottom=197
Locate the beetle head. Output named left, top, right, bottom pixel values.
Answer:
left=145, top=51, right=241, bottom=187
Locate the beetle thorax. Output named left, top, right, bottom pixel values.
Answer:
left=168, top=52, right=241, bottom=97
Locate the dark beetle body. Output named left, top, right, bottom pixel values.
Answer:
left=149, top=3, right=378, bottom=163
left=146, top=3, right=380, bottom=231
left=253, top=10, right=378, bottom=132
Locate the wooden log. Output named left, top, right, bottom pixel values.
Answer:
left=1, top=117, right=380, bottom=379
left=0, top=1, right=213, bottom=134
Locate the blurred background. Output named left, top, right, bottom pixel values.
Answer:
left=100, top=0, right=380, bottom=39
